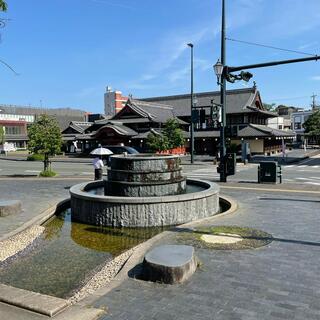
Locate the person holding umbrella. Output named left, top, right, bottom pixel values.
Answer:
left=90, top=145, right=113, bottom=180
left=92, top=156, right=104, bottom=180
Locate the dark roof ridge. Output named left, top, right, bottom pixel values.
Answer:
left=130, top=98, right=174, bottom=110
left=129, top=100, right=155, bottom=119
left=142, top=87, right=255, bottom=101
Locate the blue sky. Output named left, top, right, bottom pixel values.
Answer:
left=0, top=0, right=319, bottom=113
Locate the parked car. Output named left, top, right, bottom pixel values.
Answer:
left=103, top=145, right=139, bottom=155
left=102, top=145, right=139, bottom=165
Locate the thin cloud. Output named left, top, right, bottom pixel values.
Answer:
left=298, top=41, right=318, bottom=51
left=128, top=26, right=218, bottom=90
left=168, top=59, right=212, bottom=84
left=311, top=76, right=320, bottom=81
left=89, top=0, right=133, bottom=10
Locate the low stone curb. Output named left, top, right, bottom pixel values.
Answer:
left=0, top=198, right=70, bottom=242
left=0, top=284, right=69, bottom=317
left=0, top=156, right=92, bottom=163
left=0, top=284, right=106, bottom=319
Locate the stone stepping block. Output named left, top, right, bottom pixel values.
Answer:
left=0, top=200, right=21, bottom=217
left=143, top=245, right=197, bottom=284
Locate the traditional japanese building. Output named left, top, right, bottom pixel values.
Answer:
left=63, top=86, right=295, bottom=156
left=143, top=86, right=295, bottom=155
left=63, top=99, right=187, bottom=153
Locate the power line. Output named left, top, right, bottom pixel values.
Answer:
left=265, top=95, right=317, bottom=102
left=226, top=37, right=317, bottom=57
left=0, top=58, right=19, bottom=75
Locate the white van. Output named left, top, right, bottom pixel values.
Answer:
left=0, top=142, right=17, bottom=153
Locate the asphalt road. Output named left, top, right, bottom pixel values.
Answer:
left=187, top=154, right=320, bottom=187
left=0, top=159, right=94, bottom=177
left=0, top=154, right=320, bottom=187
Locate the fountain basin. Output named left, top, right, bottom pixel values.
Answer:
left=105, top=154, right=186, bottom=197
left=70, top=179, right=220, bottom=227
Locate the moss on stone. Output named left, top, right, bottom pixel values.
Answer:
left=176, top=225, right=273, bottom=250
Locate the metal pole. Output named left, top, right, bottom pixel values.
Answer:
left=219, top=0, right=227, bottom=182
left=228, top=55, right=319, bottom=73
left=188, top=43, right=195, bottom=164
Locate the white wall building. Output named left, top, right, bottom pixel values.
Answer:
left=267, top=116, right=284, bottom=130
left=291, top=110, right=313, bottom=142
left=0, top=113, right=34, bottom=123
left=104, top=86, right=128, bottom=116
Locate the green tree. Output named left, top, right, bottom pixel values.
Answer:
left=263, top=103, right=276, bottom=111
left=303, top=110, right=320, bottom=144
left=0, top=0, right=7, bottom=12
left=146, top=119, right=184, bottom=152
left=27, top=115, right=62, bottom=172
left=162, top=118, right=185, bottom=149
left=146, top=131, right=169, bottom=152
left=0, top=125, right=5, bottom=145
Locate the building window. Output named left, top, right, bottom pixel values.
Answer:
left=294, top=123, right=301, bottom=130
left=294, top=116, right=301, bottom=123
left=4, top=126, right=22, bottom=135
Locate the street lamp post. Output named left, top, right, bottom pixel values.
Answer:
left=188, top=43, right=195, bottom=164
left=215, top=0, right=227, bottom=182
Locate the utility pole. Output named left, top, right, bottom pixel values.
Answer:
left=311, top=93, right=317, bottom=111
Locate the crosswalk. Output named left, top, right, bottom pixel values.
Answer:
left=186, top=165, right=252, bottom=181
left=285, top=165, right=319, bottom=169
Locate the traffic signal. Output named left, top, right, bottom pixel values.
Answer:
left=199, top=109, right=206, bottom=124
left=210, top=105, right=221, bottom=129
left=191, top=109, right=199, bottom=123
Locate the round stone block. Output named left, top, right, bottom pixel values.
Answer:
left=0, top=200, right=21, bottom=217
left=107, top=168, right=183, bottom=183
left=105, top=178, right=187, bottom=197
left=143, top=245, right=197, bottom=284
left=109, top=154, right=181, bottom=172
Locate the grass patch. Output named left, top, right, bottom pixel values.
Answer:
left=27, top=154, right=44, bottom=161
left=176, top=225, right=273, bottom=250
left=39, top=170, right=57, bottom=177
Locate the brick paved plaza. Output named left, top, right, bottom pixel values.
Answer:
left=0, top=157, right=320, bottom=319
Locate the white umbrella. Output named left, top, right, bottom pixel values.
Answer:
left=90, top=146, right=113, bottom=156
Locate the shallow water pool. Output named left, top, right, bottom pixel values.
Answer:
left=0, top=209, right=165, bottom=298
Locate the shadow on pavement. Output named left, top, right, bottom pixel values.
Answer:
left=259, top=197, right=320, bottom=203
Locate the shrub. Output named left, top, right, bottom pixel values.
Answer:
left=39, top=170, right=57, bottom=177
left=27, top=154, right=45, bottom=161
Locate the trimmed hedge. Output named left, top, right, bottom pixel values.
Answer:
left=27, top=154, right=44, bottom=161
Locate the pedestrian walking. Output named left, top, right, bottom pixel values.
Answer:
left=93, top=156, right=104, bottom=180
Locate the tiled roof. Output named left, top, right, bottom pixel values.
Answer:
left=113, top=99, right=187, bottom=124
left=141, top=87, right=273, bottom=117
left=68, top=121, right=92, bottom=133
left=94, top=123, right=138, bottom=137
left=238, top=124, right=295, bottom=138
left=131, top=129, right=162, bottom=139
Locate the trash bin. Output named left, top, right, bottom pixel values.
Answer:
left=258, top=161, right=281, bottom=184
left=217, top=153, right=236, bottom=176
left=226, top=153, right=236, bottom=176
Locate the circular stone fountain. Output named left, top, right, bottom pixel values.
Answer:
left=70, top=154, right=220, bottom=227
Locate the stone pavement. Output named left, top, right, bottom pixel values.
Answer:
left=1, top=175, right=320, bottom=319
left=93, top=187, right=320, bottom=320
left=0, top=177, right=88, bottom=239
